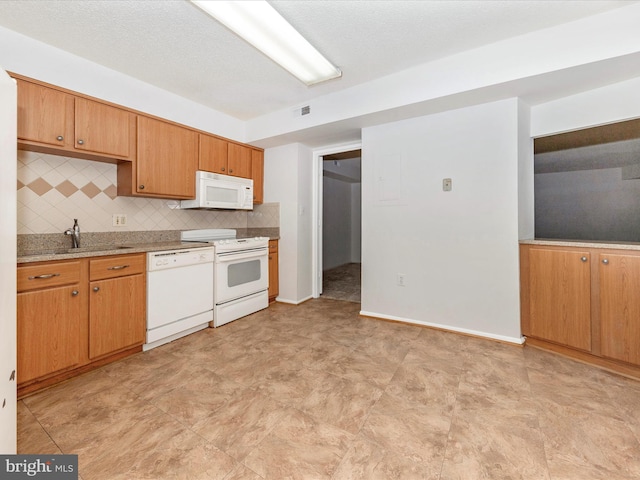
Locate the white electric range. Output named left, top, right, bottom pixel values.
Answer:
left=181, top=229, right=269, bottom=327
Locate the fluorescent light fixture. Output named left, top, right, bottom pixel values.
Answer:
left=191, top=0, right=342, bottom=85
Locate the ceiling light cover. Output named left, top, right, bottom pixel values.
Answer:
left=191, top=0, right=341, bottom=85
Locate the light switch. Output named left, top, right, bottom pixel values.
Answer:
left=443, top=178, right=452, bottom=192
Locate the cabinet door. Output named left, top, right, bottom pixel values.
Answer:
left=527, top=248, right=591, bottom=351
left=268, top=240, right=278, bottom=301
left=16, top=79, right=72, bottom=148
left=75, top=98, right=135, bottom=159
left=199, top=134, right=228, bottom=174
left=89, top=274, right=145, bottom=359
left=136, top=116, right=198, bottom=198
left=251, top=149, right=264, bottom=204
left=600, top=253, right=640, bottom=365
left=227, top=143, right=252, bottom=178
left=17, top=285, right=83, bottom=383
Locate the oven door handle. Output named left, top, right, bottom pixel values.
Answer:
left=215, top=248, right=268, bottom=262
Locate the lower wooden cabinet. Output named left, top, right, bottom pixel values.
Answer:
left=268, top=240, right=279, bottom=302
left=598, top=252, right=640, bottom=365
left=526, top=247, right=591, bottom=351
left=17, top=253, right=146, bottom=396
left=89, top=255, right=146, bottom=359
left=17, top=284, right=84, bottom=384
left=521, top=243, right=640, bottom=376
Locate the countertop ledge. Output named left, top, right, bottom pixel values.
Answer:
left=18, top=242, right=213, bottom=264
left=17, top=228, right=279, bottom=264
left=520, top=238, right=640, bottom=251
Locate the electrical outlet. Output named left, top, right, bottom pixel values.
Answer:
left=397, top=273, right=406, bottom=286
left=112, top=214, right=127, bottom=227
left=443, top=178, right=452, bottom=191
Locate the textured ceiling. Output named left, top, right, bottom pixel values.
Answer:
left=0, top=0, right=634, bottom=120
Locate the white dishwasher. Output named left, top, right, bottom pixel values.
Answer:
left=144, top=247, right=214, bottom=351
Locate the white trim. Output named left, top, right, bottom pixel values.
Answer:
left=311, top=141, right=362, bottom=298
left=275, top=295, right=313, bottom=305
left=359, top=310, right=526, bottom=345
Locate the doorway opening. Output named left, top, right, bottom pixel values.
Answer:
left=312, top=145, right=362, bottom=302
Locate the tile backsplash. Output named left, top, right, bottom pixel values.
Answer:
left=17, top=150, right=279, bottom=234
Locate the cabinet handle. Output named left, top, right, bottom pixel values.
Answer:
left=581, top=256, right=588, bottom=262
left=56, top=135, right=63, bottom=141
left=93, top=286, right=100, bottom=292
left=602, top=258, right=609, bottom=265
left=269, top=256, right=272, bottom=260
left=221, top=167, right=225, bottom=171
left=28, top=273, right=60, bottom=280
left=229, top=169, right=234, bottom=173
left=77, top=139, right=84, bottom=145
left=107, top=264, right=130, bottom=271
left=71, top=290, right=79, bottom=296
left=139, top=185, right=145, bottom=190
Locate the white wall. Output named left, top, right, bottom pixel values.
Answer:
left=0, top=26, right=245, bottom=142
left=322, top=175, right=353, bottom=270
left=264, top=143, right=313, bottom=303
left=350, top=183, right=362, bottom=263
left=531, top=76, right=640, bottom=139
left=360, top=99, right=523, bottom=343
left=0, top=69, right=17, bottom=453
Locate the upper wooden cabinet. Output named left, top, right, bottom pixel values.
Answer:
left=17, top=78, right=72, bottom=148
left=74, top=97, right=135, bottom=159
left=199, top=134, right=252, bottom=179
left=16, top=78, right=135, bottom=162
left=227, top=143, right=252, bottom=179
left=118, top=116, right=198, bottom=199
left=251, top=149, right=264, bottom=204
left=14, top=74, right=264, bottom=201
left=199, top=134, right=228, bottom=174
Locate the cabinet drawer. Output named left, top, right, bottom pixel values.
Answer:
left=18, top=260, right=81, bottom=292
left=269, top=240, right=278, bottom=253
left=90, top=253, right=145, bottom=281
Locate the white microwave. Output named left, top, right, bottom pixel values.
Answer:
left=180, top=171, right=253, bottom=210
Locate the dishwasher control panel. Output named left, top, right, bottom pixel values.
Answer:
left=147, top=247, right=214, bottom=271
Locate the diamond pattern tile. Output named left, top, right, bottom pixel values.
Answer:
left=17, top=151, right=279, bottom=234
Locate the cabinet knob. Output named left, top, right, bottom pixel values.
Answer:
left=581, top=256, right=588, bottom=262
left=229, top=169, right=234, bottom=173
left=56, top=135, right=64, bottom=141
left=139, top=185, right=145, bottom=190
left=93, top=286, right=100, bottom=292
left=221, top=167, right=225, bottom=171
left=71, top=290, right=79, bottom=296
left=602, top=258, right=609, bottom=265
left=77, top=139, right=84, bottom=145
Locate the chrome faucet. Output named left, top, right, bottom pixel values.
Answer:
left=64, top=218, right=81, bottom=248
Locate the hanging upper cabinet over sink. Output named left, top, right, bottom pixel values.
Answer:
left=16, top=77, right=136, bottom=162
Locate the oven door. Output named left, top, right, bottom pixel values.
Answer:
left=214, top=247, right=268, bottom=303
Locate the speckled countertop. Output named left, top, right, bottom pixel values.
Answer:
left=520, top=238, right=640, bottom=251
left=17, top=228, right=279, bottom=264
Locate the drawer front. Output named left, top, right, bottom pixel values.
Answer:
left=90, top=253, right=145, bottom=281
left=269, top=240, right=278, bottom=253
left=18, top=260, right=81, bottom=292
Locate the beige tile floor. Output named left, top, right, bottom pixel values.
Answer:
left=18, top=298, right=640, bottom=479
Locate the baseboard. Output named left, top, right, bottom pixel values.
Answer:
left=274, top=295, right=313, bottom=305
left=359, top=310, right=525, bottom=345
